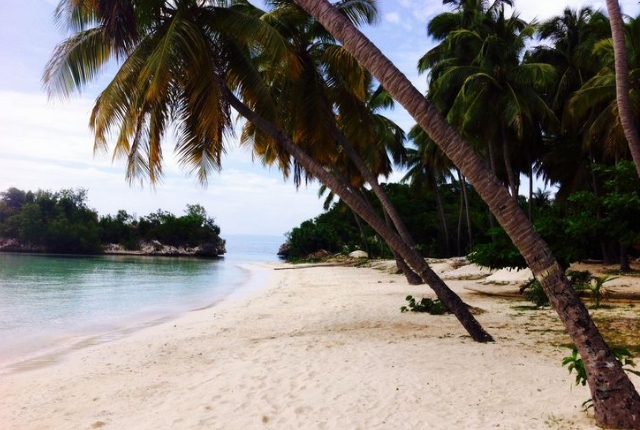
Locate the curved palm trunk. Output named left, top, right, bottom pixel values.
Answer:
left=457, top=180, right=464, bottom=256
left=501, top=125, right=519, bottom=199
left=381, top=206, right=423, bottom=285
left=458, top=170, right=473, bottom=251
left=606, top=0, right=640, bottom=181
left=431, top=172, right=450, bottom=257
left=351, top=209, right=371, bottom=257
left=334, top=133, right=424, bottom=283
left=335, top=133, right=416, bottom=248
left=293, top=1, right=640, bottom=427
left=228, top=91, right=493, bottom=343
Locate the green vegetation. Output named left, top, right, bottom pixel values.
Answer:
left=400, top=295, right=447, bottom=315
left=285, top=161, right=640, bottom=266
left=0, top=187, right=224, bottom=256
left=562, top=346, right=640, bottom=410
left=284, top=182, right=489, bottom=260
left=519, top=279, right=550, bottom=308
left=41, top=0, right=640, bottom=423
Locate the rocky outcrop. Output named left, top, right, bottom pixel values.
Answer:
left=104, top=239, right=226, bottom=258
left=0, top=238, right=45, bottom=253
left=277, top=242, right=291, bottom=258
left=0, top=237, right=226, bottom=257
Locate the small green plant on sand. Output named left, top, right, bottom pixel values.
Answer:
left=562, top=346, right=640, bottom=410
left=572, top=274, right=617, bottom=308
left=519, top=279, right=550, bottom=307
left=521, top=271, right=617, bottom=309
left=400, top=295, right=447, bottom=315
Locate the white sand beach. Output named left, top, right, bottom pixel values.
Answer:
left=2, top=259, right=639, bottom=430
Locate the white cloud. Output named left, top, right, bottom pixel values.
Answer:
left=0, top=89, right=324, bottom=236
left=385, top=11, right=401, bottom=24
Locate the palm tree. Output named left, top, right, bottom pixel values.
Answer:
left=606, top=0, right=640, bottom=179
left=426, top=3, right=557, bottom=199
left=567, top=14, right=640, bottom=163
left=45, top=0, right=494, bottom=341
left=249, top=1, right=450, bottom=283
left=403, top=127, right=455, bottom=256
left=291, top=0, right=640, bottom=427
left=531, top=7, right=610, bottom=202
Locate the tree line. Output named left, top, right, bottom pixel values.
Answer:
left=44, top=0, right=640, bottom=425
left=284, top=161, right=640, bottom=268
left=0, top=187, right=223, bottom=256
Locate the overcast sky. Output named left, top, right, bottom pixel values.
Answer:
left=1, top=0, right=638, bottom=237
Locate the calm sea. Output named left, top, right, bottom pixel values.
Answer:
left=0, top=234, right=285, bottom=371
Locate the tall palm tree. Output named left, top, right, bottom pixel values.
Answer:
left=606, top=0, right=640, bottom=179
left=403, top=127, right=455, bottom=256
left=426, top=3, right=557, bottom=199
left=44, top=0, right=494, bottom=341
left=291, top=0, right=640, bottom=427
left=567, top=14, right=640, bottom=163
left=531, top=7, right=610, bottom=202
left=246, top=1, right=426, bottom=282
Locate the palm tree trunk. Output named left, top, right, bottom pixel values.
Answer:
left=460, top=173, right=473, bottom=250
left=501, top=125, right=519, bottom=199
left=351, top=209, right=370, bottom=257
left=486, top=144, right=497, bottom=231
left=293, top=1, right=640, bottom=426
left=457, top=183, right=464, bottom=256
left=228, top=90, right=493, bottom=343
left=335, top=132, right=416, bottom=248
left=332, top=130, right=426, bottom=283
left=430, top=170, right=450, bottom=256
left=381, top=206, right=423, bottom=285
left=606, top=0, right=640, bottom=181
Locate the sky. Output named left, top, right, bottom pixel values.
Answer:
left=1, top=0, right=639, bottom=237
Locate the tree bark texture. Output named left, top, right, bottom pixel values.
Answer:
left=292, top=1, right=640, bottom=427
left=606, top=0, right=640, bottom=181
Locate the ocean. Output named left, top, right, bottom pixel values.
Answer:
left=0, top=234, right=285, bottom=371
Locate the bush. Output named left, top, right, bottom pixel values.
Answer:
left=400, top=295, right=447, bottom=315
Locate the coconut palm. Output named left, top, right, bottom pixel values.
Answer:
left=45, top=0, right=494, bottom=341
left=427, top=4, right=557, bottom=199
left=246, top=1, right=427, bottom=282
left=606, top=0, right=640, bottom=179
left=531, top=7, right=610, bottom=201
left=567, top=14, right=640, bottom=163
left=403, top=128, right=454, bottom=256
left=291, top=0, right=640, bottom=427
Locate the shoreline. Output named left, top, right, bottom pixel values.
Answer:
left=2, top=261, right=638, bottom=429
left=0, top=261, right=272, bottom=375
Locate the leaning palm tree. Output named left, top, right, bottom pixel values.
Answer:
left=45, top=0, right=494, bottom=341
left=247, top=1, right=430, bottom=283
left=606, top=0, right=640, bottom=179
left=291, top=0, right=640, bottom=427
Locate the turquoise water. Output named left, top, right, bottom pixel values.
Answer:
left=0, top=234, right=284, bottom=369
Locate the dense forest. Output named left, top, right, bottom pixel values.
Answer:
left=284, top=161, right=640, bottom=270
left=0, top=187, right=225, bottom=257
left=276, top=3, right=640, bottom=272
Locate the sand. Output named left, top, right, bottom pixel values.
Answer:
left=1, top=259, right=639, bottom=430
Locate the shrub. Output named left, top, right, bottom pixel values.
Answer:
left=400, top=295, right=447, bottom=315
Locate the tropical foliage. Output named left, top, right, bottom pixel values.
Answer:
left=43, top=0, right=640, bottom=424
left=0, top=187, right=223, bottom=255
